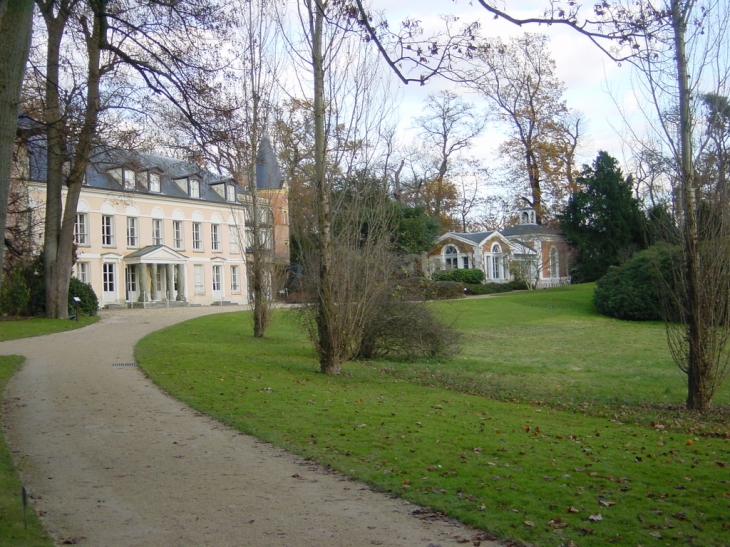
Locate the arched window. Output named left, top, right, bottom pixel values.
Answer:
left=550, top=247, right=559, bottom=278
left=521, top=211, right=529, bottom=224
left=492, top=244, right=501, bottom=279
left=444, top=245, right=458, bottom=268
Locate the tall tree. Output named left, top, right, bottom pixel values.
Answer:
left=413, top=90, right=484, bottom=231
left=0, top=0, right=33, bottom=290
left=559, top=151, right=645, bottom=282
left=459, top=33, right=579, bottom=225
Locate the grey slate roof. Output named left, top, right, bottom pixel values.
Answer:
left=256, top=135, right=283, bottom=190
left=24, top=131, right=285, bottom=202
left=124, top=245, right=166, bottom=259
left=500, top=224, right=563, bottom=237
left=448, top=231, right=495, bottom=244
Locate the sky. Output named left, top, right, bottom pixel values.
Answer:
left=369, top=0, right=640, bottom=169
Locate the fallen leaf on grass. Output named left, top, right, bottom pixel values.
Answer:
left=524, top=521, right=535, bottom=527
left=588, top=513, right=602, bottom=522
left=567, top=506, right=580, bottom=513
left=649, top=531, right=662, bottom=539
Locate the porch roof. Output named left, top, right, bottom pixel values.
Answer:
left=124, top=245, right=188, bottom=265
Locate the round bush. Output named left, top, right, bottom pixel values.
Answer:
left=68, top=277, right=99, bottom=316
left=433, top=268, right=485, bottom=284
left=593, top=244, right=681, bottom=321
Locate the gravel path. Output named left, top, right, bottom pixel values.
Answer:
left=1, top=307, right=498, bottom=547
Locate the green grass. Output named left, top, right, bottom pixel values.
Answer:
left=0, top=356, right=54, bottom=547
left=137, top=287, right=730, bottom=547
left=375, top=285, right=730, bottom=436
left=0, top=315, right=99, bottom=342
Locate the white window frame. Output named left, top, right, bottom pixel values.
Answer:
left=149, top=172, right=161, bottom=193
left=550, top=246, right=559, bottom=278
left=103, top=262, right=116, bottom=292
left=74, top=213, right=89, bottom=246
left=491, top=244, right=502, bottom=280
left=194, top=264, right=205, bottom=294
left=211, top=224, right=220, bottom=251
left=229, top=225, right=240, bottom=254
left=444, top=245, right=458, bottom=268
left=152, top=219, right=163, bottom=246
left=226, top=184, right=236, bottom=202
left=173, top=221, right=183, bottom=249
left=230, top=265, right=240, bottom=292
left=127, top=217, right=138, bottom=248
left=123, top=168, right=135, bottom=190
left=102, top=215, right=114, bottom=247
left=126, top=267, right=137, bottom=292
left=75, top=262, right=89, bottom=283
left=189, top=179, right=200, bottom=198
left=212, top=265, right=222, bottom=292
left=192, top=222, right=202, bottom=251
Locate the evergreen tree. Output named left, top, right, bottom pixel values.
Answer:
left=559, top=151, right=645, bottom=282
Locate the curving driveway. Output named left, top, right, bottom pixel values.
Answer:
left=1, top=307, right=496, bottom=547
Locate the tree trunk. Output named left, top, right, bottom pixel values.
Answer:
left=42, top=0, right=105, bottom=318
left=310, top=0, right=338, bottom=374
left=672, top=0, right=707, bottom=411
left=0, top=0, right=33, bottom=288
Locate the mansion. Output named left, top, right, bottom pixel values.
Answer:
left=427, top=208, right=571, bottom=288
left=10, top=137, right=289, bottom=308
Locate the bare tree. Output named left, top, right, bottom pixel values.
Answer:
left=413, top=90, right=484, bottom=231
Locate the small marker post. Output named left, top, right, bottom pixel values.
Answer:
left=22, top=485, right=27, bottom=530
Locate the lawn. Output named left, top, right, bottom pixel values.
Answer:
left=0, top=356, right=54, bottom=547
left=136, top=285, right=730, bottom=547
left=0, top=315, right=99, bottom=342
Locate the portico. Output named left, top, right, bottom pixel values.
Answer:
left=124, top=245, right=189, bottom=306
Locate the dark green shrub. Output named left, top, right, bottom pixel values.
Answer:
left=396, top=278, right=465, bottom=301
left=357, top=300, right=461, bottom=360
left=68, top=277, right=99, bottom=316
left=464, top=279, right=527, bottom=295
left=0, top=269, right=31, bottom=316
left=433, top=268, right=485, bottom=284
left=593, top=244, right=682, bottom=321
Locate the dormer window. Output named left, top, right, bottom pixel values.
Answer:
left=189, top=179, right=200, bottom=198
left=149, top=173, right=161, bottom=193
left=123, top=168, right=135, bottom=190
left=226, top=184, right=236, bottom=202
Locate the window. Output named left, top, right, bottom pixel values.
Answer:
left=127, top=217, right=138, bottom=247
left=492, top=244, right=501, bottom=279
left=462, top=256, right=470, bottom=269
left=211, top=224, right=220, bottom=251
left=212, top=265, right=222, bottom=292
left=74, top=214, right=88, bottom=246
left=189, top=179, right=200, bottom=198
left=230, top=265, right=240, bottom=292
left=126, top=267, right=137, bottom=292
left=156, top=269, right=163, bottom=293
left=173, top=221, right=183, bottom=249
left=444, top=245, right=458, bottom=268
left=550, top=247, right=559, bottom=278
left=123, top=169, right=135, bottom=190
left=149, top=173, right=161, bottom=193
left=192, top=222, right=202, bottom=251
left=226, top=184, right=236, bottom=202
left=152, top=219, right=163, bottom=246
left=75, top=262, right=89, bottom=284
left=194, top=264, right=204, bottom=294
left=229, top=226, right=240, bottom=254
left=103, top=263, right=115, bottom=292
left=102, top=215, right=114, bottom=246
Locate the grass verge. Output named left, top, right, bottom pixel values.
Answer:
left=137, top=295, right=730, bottom=547
left=0, top=316, right=99, bottom=342
left=0, top=356, right=54, bottom=547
